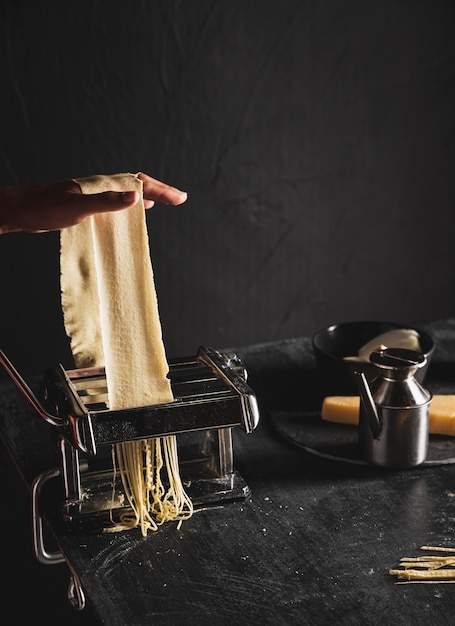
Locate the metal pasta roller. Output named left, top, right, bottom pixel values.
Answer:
left=0, top=344, right=260, bottom=607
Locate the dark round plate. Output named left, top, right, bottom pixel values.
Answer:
left=270, top=409, right=455, bottom=467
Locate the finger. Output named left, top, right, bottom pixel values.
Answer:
left=137, top=172, right=187, bottom=206
left=71, top=190, right=140, bottom=215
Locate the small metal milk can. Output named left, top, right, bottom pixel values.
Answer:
left=356, top=347, right=432, bottom=469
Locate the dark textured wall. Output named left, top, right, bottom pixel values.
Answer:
left=1, top=0, right=455, bottom=375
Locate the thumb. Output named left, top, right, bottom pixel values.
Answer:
left=119, top=190, right=140, bottom=206
left=79, top=189, right=143, bottom=215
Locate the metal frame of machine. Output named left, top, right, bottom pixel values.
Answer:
left=0, top=346, right=260, bottom=610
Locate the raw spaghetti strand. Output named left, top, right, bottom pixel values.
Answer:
left=390, top=546, right=455, bottom=583
left=109, top=436, right=192, bottom=536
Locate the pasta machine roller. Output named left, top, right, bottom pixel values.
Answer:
left=0, top=346, right=260, bottom=529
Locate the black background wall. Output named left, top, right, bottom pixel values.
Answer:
left=1, top=0, right=455, bottom=376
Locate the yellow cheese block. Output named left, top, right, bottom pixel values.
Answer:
left=322, top=395, right=455, bottom=437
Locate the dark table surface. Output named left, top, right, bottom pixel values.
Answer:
left=2, top=317, right=455, bottom=626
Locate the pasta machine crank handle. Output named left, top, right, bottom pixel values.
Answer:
left=0, top=349, right=65, bottom=427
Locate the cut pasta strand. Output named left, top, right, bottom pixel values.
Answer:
left=390, top=568, right=455, bottom=580
left=390, top=547, right=455, bottom=583
left=397, top=580, right=455, bottom=585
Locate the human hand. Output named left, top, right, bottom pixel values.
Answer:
left=0, top=171, right=187, bottom=235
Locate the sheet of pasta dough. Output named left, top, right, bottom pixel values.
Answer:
left=60, top=173, right=173, bottom=410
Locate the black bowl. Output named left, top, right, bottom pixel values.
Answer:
left=312, top=320, right=435, bottom=396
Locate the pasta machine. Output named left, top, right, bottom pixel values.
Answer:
left=0, top=345, right=259, bottom=530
